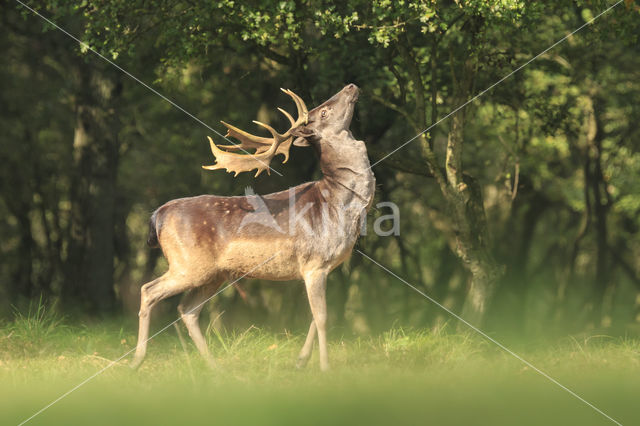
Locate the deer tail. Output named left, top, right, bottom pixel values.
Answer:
left=147, top=210, right=160, bottom=248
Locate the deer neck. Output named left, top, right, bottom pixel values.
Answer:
left=316, top=132, right=375, bottom=211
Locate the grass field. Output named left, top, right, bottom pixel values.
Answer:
left=1, top=308, right=639, bottom=426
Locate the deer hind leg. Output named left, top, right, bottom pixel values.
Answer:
left=131, top=272, right=193, bottom=369
left=178, top=281, right=224, bottom=367
left=303, top=270, right=329, bottom=371
left=296, top=320, right=316, bottom=369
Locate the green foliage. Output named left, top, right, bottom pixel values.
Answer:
left=5, top=297, right=65, bottom=354
left=1, top=0, right=640, bottom=333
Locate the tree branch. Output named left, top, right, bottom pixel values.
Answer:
left=370, top=93, right=417, bottom=129
left=394, top=34, right=448, bottom=192
left=396, top=34, right=426, bottom=130
left=367, top=148, right=434, bottom=178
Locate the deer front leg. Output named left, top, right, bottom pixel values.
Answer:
left=178, top=282, right=223, bottom=368
left=303, top=270, right=329, bottom=371
left=296, top=320, right=316, bottom=369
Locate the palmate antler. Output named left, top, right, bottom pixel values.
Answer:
left=203, top=89, right=309, bottom=177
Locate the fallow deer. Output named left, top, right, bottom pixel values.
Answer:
left=131, top=84, right=375, bottom=371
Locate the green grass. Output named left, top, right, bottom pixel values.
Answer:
left=1, top=309, right=639, bottom=426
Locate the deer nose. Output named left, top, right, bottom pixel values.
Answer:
left=345, top=83, right=358, bottom=92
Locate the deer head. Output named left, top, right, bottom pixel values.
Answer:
left=292, top=83, right=359, bottom=142
left=202, top=84, right=361, bottom=178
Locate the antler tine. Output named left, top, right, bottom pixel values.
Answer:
left=252, top=120, right=287, bottom=142
left=203, top=136, right=277, bottom=177
left=252, top=120, right=293, bottom=163
left=277, top=107, right=295, bottom=126
left=204, top=89, right=308, bottom=176
left=280, top=88, right=309, bottom=126
left=293, top=90, right=309, bottom=122
left=219, top=120, right=273, bottom=153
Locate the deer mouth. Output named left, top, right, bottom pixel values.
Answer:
left=340, top=83, right=359, bottom=104
left=346, top=84, right=360, bottom=104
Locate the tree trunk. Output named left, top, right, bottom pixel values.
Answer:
left=64, top=65, right=121, bottom=314
left=15, top=210, right=34, bottom=299
left=394, top=32, right=504, bottom=328
left=2, top=155, right=35, bottom=302
left=444, top=92, right=503, bottom=328
left=587, top=97, right=611, bottom=327
left=451, top=175, right=504, bottom=327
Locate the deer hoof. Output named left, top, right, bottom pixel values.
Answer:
left=295, top=356, right=310, bottom=370
left=204, top=356, right=217, bottom=370
left=130, top=357, right=144, bottom=370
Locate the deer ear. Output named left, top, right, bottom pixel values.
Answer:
left=293, top=137, right=311, bottom=147
left=290, top=125, right=315, bottom=139
left=291, top=126, right=315, bottom=147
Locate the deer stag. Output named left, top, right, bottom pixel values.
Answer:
left=131, top=84, right=375, bottom=371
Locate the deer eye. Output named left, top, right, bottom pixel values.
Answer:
left=321, top=110, right=327, bottom=118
